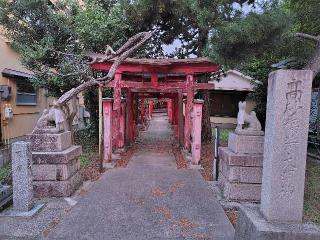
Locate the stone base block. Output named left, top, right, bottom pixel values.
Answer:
left=32, top=145, right=82, bottom=164
left=0, top=203, right=45, bottom=218
left=235, top=204, right=320, bottom=240
left=219, top=147, right=263, bottom=167
left=220, top=158, right=262, bottom=184
left=228, top=133, right=264, bottom=154
left=28, top=131, right=72, bottom=152
left=33, top=158, right=80, bottom=181
left=218, top=174, right=261, bottom=202
left=33, top=171, right=82, bottom=198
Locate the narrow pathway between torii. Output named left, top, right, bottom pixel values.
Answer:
left=48, top=112, right=234, bottom=240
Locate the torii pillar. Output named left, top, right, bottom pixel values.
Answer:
left=118, top=100, right=125, bottom=148
left=103, top=98, right=113, bottom=162
left=191, top=99, right=204, bottom=165
left=167, top=99, right=173, bottom=123
left=113, top=72, right=122, bottom=149
left=126, top=90, right=134, bottom=144
left=185, top=74, right=194, bottom=151
left=140, top=97, right=145, bottom=124
left=149, top=99, right=153, bottom=119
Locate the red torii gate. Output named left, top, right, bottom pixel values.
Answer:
left=90, top=56, right=220, bottom=166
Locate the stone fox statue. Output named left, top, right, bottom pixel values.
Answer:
left=236, top=101, right=262, bottom=132
left=32, top=101, right=68, bottom=134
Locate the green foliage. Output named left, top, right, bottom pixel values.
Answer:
left=75, top=1, right=131, bottom=51
left=74, top=127, right=98, bottom=168
left=0, top=163, right=11, bottom=183
left=0, top=0, right=88, bottom=97
left=242, top=54, right=281, bottom=127
left=0, top=0, right=133, bottom=134
left=284, top=0, right=320, bottom=35
left=304, top=160, right=320, bottom=224
left=118, top=0, right=251, bottom=57
left=206, top=1, right=320, bottom=126
left=207, top=8, right=292, bottom=67
left=0, top=0, right=132, bottom=97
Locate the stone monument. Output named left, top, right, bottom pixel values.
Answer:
left=1, top=141, right=44, bottom=217
left=28, top=104, right=82, bottom=197
left=235, top=70, right=320, bottom=239
left=12, top=142, right=33, bottom=212
left=218, top=101, right=264, bottom=202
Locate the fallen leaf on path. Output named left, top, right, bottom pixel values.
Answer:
left=153, top=207, right=172, bottom=220
left=172, top=218, right=198, bottom=231
left=150, top=188, right=166, bottom=197
left=169, top=182, right=185, bottom=193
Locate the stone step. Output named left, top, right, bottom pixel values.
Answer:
left=33, top=171, right=82, bottom=198
left=220, top=159, right=263, bottom=184
left=219, top=147, right=263, bottom=167
left=27, top=131, right=72, bottom=152
left=32, top=145, right=82, bottom=164
left=32, top=158, right=80, bottom=181
left=218, top=173, right=261, bottom=202
left=228, top=132, right=264, bottom=154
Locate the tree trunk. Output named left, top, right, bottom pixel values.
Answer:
left=201, top=90, right=212, bottom=143
left=198, top=28, right=212, bottom=143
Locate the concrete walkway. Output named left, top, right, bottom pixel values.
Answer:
left=48, top=113, right=234, bottom=240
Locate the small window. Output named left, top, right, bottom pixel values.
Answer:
left=16, top=78, right=37, bottom=105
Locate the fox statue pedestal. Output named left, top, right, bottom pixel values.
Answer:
left=28, top=131, right=82, bottom=197
left=218, top=101, right=264, bottom=202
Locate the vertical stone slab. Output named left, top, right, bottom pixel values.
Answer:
left=261, top=70, right=313, bottom=222
left=12, top=141, right=34, bottom=212
left=191, top=99, right=204, bottom=164
left=103, top=98, right=113, bottom=162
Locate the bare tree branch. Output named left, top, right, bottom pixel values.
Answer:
left=295, top=32, right=320, bottom=42
left=57, top=31, right=154, bottom=105
left=294, top=32, right=320, bottom=76
left=305, top=41, right=320, bottom=76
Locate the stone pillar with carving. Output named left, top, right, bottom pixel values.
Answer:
left=218, top=101, right=264, bottom=202
left=28, top=103, right=82, bottom=198
left=191, top=99, right=204, bottom=164
left=234, top=70, right=320, bottom=240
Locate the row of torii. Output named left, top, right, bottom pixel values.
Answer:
left=92, top=56, right=220, bottom=165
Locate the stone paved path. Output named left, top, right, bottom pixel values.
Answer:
left=48, top=113, right=234, bottom=240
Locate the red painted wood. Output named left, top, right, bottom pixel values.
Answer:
left=184, top=74, right=194, bottom=151
left=149, top=99, right=153, bottom=119
left=127, top=91, right=134, bottom=143
left=172, top=97, right=176, bottom=125
left=177, top=91, right=184, bottom=145
left=103, top=100, right=113, bottom=162
left=192, top=100, right=204, bottom=164
left=140, top=97, right=145, bottom=124
left=151, top=72, right=158, bottom=87
left=119, top=101, right=125, bottom=148
left=167, top=99, right=172, bottom=123
left=91, top=62, right=219, bottom=74
left=105, top=80, right=214, bottom=92
left=113, top=73, right=122, bottom=149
